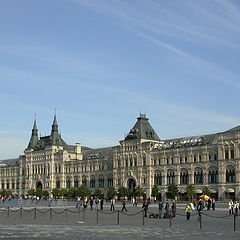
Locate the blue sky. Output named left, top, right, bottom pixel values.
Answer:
left=0, top=0, right=240, bottom=159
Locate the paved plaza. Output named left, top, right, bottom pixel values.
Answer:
left=0, top=200, right=240, bottom=239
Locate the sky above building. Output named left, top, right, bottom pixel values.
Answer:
left=0, top=0, right=240, bottom=159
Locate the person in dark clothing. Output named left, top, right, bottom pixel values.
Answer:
left=197, top=199, right=204, bottom=220
left=142, top=200, right=149, bottom=217
left=171, top=200, right=177, bottom=218
left=158, top=200, right=163, bottom=219
left=121, top=199, right=127, bottom=212
left=165, top=200, right=170, bottom=219
left=90, top=197, right=94, bottom=210
left=207, top=198, right=211, bottom=210
left=100, top=198, right=104, bottom=210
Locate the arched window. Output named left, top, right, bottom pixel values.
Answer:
left=134, top=155, right=137, bottom=166
left=74, top=176, right=79, bottom=188
left=154, top=171, right=162, bottom=185
left=180, top=168, right=189, bottom=184
left=226, top=165, right=235, bottom=183
left=99, top=175, right=104, bottom=188
left=142, top=154, right=147, bottom=166
left=167, top=169, right=175, bottom=185
left=66, top=176, right=71, bottom=188
left=208, top=167, right=218, bottom=183
left=129, top=155, right=133, bottom=167
left=108, top=174, right=113, bottom=187
left=194, top=167, right=203, bottom=184
left=90, top=175, right=95, bottom=188
left=82, top=176, right=87, bottom=187
left=56, top=177, right=61, bottom=188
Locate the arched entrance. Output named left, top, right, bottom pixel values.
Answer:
left=36, top=181, right=43, bottom=189
left=128, top=178, right=136, bottom=192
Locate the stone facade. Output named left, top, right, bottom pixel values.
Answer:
left=0, top=114, right=239, bottom=200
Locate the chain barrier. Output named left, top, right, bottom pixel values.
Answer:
left=22, top=208, right=35, bottom=213
left=119, top=209, right=143, bottom=216
left=36, top=208, right=51, bottom=214
left=97, top=209, right=118, bottom=215
left=201, top=212, right=232, bottom=219
left=52, top=209, right=66, bottom=214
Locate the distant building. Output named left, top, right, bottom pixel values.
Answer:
left=0, top=114, right=239, bottom=200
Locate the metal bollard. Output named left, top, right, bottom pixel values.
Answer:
left=169, top=211, right=172, bottom=228
left=7, top=207, right=10, bottom=218
left=117, top=211, right=119, bottom=225
left=199, top=212, right=202, bottom=229
left=96, top=209, right=99, bottom=224
left=20, top=207, right=23, bottom=219
left=83, top=209, right=85, bottom=222
left=65, top=209, right=68, bottom=222
left=142, top=210, right=145, bottom=226
left=50, top=208, right=52, bottom=221
left=34, top=207, right=37, bottom=220
left=234, top=214, right=236, bottom=232
left=78, top=207, right=80, bottom=221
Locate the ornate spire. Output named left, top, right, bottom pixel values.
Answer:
left=27, top=117, right=39, bottom=149
left=51, top=113, right=58, bottom=134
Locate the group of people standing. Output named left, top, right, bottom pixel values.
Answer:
left=228, top=200, right=240, bottom=215
left=76, top=196, right=104, bottom=210
left=158, top=199, right=177, bottom=219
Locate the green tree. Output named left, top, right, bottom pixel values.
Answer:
left=68, top=187, right=77, bottom=198
left=94, top=189, right=102, bottom=198
left=42, top=190, right=49, bottom=198
left=27, top=189, right=35, bottom=197
left=135, top=186, right=145, bottom=197
left=185, top=184, right=196, bottom=201
left=167, top=184, right=179, bottom=199
left=107, top=186, right=117, bottom=199
left=117, top=186, right=129, bottom=198
left=35, top=188, right=43, bottom=198
left=151, top=185, right=160, bottom=199
left=202, top=187, right=211, bottom=196
left=59, top=188, right=68, bottom=198
left=51, top=188, right=60, bottom=199
left=76, top=185, right=91, bottom=198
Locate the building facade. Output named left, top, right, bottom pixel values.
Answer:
left=0, top=114, right=239, bottom=200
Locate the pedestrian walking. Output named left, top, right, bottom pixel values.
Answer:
left=100, top=198, right=104, bottom=210
left=142, top=200, right=148, bottom=217
left=228, top=200, right=234, bottom=215
left=211, top=198, right=215, bottom=210
left=121, top=199, right=127, bottom=212
left=158, top=200, right=163, bottom=219
left=171, top=200, right=176, bottom=218
left=83, top=197, right=88, bottom=210
left=185, top=204, right=191, bottom=220
left=165, top=200, right=170, bottom=219
left=95, top=198, right=99, bottom=209
left=110, top=198, right=116, bottom=211
left=90, top=197, right=94, bottom=210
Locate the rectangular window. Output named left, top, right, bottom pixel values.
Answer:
left=231, top=150, right=234, bottom=159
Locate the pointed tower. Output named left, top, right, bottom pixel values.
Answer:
left=50, top=113, right=61, bottom=146
left=51, top=114, right=58, bottom=134
left=27, top=118, right=39, bottom=149
left=124, top=114, right=160, bottom=141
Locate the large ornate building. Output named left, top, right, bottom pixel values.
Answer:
left=0, top=114, right=239, bottom=200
